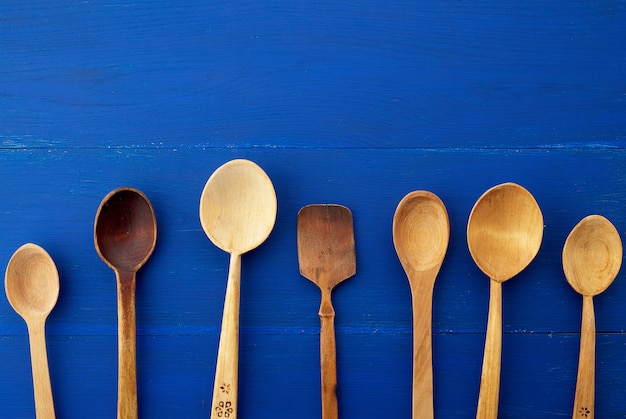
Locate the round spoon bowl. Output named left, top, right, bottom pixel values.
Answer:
left=5, top=243, right=59, bottom=318
left=393, top=191, right=449, bottom=272
left=200, top=159, right=277, bottom=255
left=467, top=182, right=544, bottom=282
left=95, top=187, right=157, bottom=272
left=563, top=214, right=622, bottom=296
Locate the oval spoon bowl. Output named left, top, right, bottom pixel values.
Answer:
left=563, top=214, right=622, bottom=296
left=6, top=243, right=59, bottom=318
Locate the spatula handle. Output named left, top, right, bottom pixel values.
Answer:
left=573, top=295, right=595, bottom=419
left=27, top=319, right=56, bottom=419
left=211, top=253, right=241, bottom=419
left=476, top=279, right=502, bottom=419
left=319, top=288, right=338, bottom=419
left=117, top=271, right=138, bottom=419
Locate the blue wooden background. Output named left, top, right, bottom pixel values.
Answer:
left=2, top=1, right=626, bottom=418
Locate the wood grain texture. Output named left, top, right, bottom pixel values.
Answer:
left=1, top=1, right=626, bottom=417
left=1, top=1, right=625, bottom=148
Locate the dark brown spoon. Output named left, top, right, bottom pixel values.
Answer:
left=297, top=204, right=356, bottom=419
left=94, top=187, right=157, bottom=419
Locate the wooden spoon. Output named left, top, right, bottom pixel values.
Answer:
left=94, top=187, right=157, bottom=419
left=392, top=191, right=449, bottom=419
left=5, top=243, right=59, bottom=419
left=563, top=215, right=622, bottom=419
left=297, top=204, right=356, bottom=419
left=467, top=182, right=543, bottom=419
left=200, top=159, right=277, bottom=419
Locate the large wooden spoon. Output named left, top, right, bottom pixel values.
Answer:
left=563, top=215, right=622, bottom=419
left=5, top=243, right=59, bottom=419
left=392, top=191, right=449, bottom=419
left=94, top=187, right=157, bottom=419
left=200, top=159, right=277, bottom=419
left=467, top=182, right=543, bottom=419
left=297, top=204, right=356, bottom=419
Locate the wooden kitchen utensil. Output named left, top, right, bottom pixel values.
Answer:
left=94, top=187, right=157, bottom=419
left=467, top=183, right=543, bottom=419
left=393, top=191, right=449, bottom=419
left=200, top=159, right=277, bottom=419
left=297, top=204, right=356, bottom=419
left=5, top=243, right=59, bottom=419
left=563, top=215, right=622, bottom=419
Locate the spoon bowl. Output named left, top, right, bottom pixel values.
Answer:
left=393, top=190, right=449, bottom=419
left=200, top=159, right=277, bottom=419
left=563, top=214, right=622, bottom=419
left=563, top=215, right=622, bottom=297
left=394, top=191, right=449, bottom=273
left=94, top=187, right=157, bottom=419
left=200, top=159, right=277, bottom=255
left=467, top=183, right=544, bottom=282
left=6, top=244, right=59, bottom=318
left=5, top=243, right=59, bottom=419
left=467, top=182, right=543, bottom=419
left=95, top=188, right=157, bottom=272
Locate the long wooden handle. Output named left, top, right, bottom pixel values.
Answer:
left=117, top=271, right=138, bottom=419
left=319, top=287, right=338, bottom=419
left=211, top=253, right=241, bottom=419
left=27, top=319, right=56, bottom=419
left=476, top=279, right=502, bottom=419
left=410, top=279, right=435, bottom=419
left=573, top=295, right=595, bottom=419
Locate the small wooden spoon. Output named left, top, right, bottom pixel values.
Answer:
left=94, top=187, right=157, bottom=419
left=563, top=215, right=622, bottom=419
left=467, top=182, right=543, bottom=419
left=200, top=159, right=277, bottom=419
left=5, top=243, right=59, bottom=419
left=297, top=204, right=356, bottom=419
left=392, top=191, right=449, bottom=419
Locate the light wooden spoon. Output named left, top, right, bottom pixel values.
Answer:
left=298, top=204, right=356, bottom=419
left=5, top=243, right=59, bottom=419
left=563, top=215, right=622, bottom=419
left=467, top=182, right=543, bottom=419
left=392, top=191, right=449, bottom=419
left=200, top=159, right=277, bottom=419
left=95, top=187, right=157, bottom=419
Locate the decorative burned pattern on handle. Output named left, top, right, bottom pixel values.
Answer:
left=213, top=383, right=234, bottom=418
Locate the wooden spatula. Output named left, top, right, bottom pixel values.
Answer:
left=298, top=204, right=356, bottom=419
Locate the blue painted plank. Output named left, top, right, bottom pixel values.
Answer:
left=0, top=148, right=626, bottom=417
left=1, top=1, right=625, bottom=148
left=1, top=333, right=625, bottom=417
